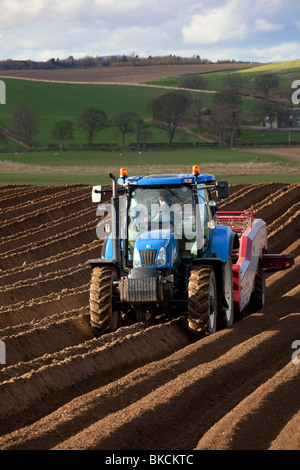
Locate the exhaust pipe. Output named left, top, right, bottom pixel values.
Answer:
left=109, top=173, right=121, bottom=265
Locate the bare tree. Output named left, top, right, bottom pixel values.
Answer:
left=51, top=120, right=74, bottom=150
left=255, top=73, right=279, bottom=98
left=113, top=110, right=139, bottom=148
left=0, top=129, right=8, bottom=147
left=77, top=106, right=108, bottom=146
left=254, top=99, right=280, bottom=129
left=179, top=75, right=204, bottom=90
left=210, top=104, right=241, bottom=146
left=210, top=91, right=242, bottom=146
left=11, top=104, right=38, bottom=146
left=190, top=97, right=203, bottom=134
left=131, top=116, right=153, bottom=151
left=222, top=72, right=243, bottom=95
left=149, top=91, right=191, bottom=145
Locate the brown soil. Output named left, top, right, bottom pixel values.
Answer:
left=244, top=146, right=300, bottom=163
left=0, top=182, right=299, bottom=450
left=0, top=161, right=299, bottom=176
left=0, top=63, right=259, bottom=84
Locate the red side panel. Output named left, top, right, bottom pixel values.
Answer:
left=260, top=253, right=295, bottom=271
left=232, top=264, right=240, bottom=312
left=234, top=219, right=267, bottom=312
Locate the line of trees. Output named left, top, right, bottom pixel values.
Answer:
left=253, top=72, right=281, bottom=129
left=3, top=71, right=283, bottom=150
left=6, top=104, right=156, bottom=150
left=0, top=55, right=249, bottom=71
left=0, top=55, right=215, bottom=71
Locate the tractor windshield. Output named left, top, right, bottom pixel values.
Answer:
left=127, top=185, right=201, bottom=263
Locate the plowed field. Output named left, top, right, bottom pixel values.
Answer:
left=0, top=182, right=299, bottom=451
left=0, top=62, right=259, bottom=84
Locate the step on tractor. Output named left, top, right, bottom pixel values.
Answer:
left=87, top=167, right=294, bottom=339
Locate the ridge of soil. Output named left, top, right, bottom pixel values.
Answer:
left=0, top=182, right=299, bottom=450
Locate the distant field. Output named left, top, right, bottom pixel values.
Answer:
left=239, top=59, right=300, bottom=73
left=0, top=62, right=260, bottom=84
left=0, top=148, right=298, bottom=185
left=1, top=59, right=300, bottom=185
left=0, top=60, right=298, bottom=150
left=0, top=147, right=296, bottom=167
left=145, top=63, right=300, bottom=101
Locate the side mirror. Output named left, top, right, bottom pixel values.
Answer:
left=92, top=185, right=103, bottom=203
left=216, top=181, right=229, bottom=199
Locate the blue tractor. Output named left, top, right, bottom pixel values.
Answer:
left=88, top=166, right=239, bottom=339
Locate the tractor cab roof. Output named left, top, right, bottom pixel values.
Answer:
left=118, top=171, right=215, bottom=187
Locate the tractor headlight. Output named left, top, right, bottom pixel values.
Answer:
left=157, top=246, right=166, bottom=267
left=133, top=248, right=142, bottom=267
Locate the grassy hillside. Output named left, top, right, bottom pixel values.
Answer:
left=239, top=59, right=300, bottom=73
left=145, top=59, right=300, bottom=104
left=1, top=59, right=300, bottom=150
left=0, top=79, right=212, bottom=147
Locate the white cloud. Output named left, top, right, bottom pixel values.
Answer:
left=254, top=18, right=284, bottom=32
left=250, top=42, right=300, bottom=62
left=182, top=0, right=249, bottom=45
left=0, top=0, right=298, bottom=62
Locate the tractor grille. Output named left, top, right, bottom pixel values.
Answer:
left=140, top=249, right=157, bottom=266
left=125, top=277, right=158, bottom=302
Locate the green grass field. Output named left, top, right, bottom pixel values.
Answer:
left=0, top=147, right=296, bottom=166
left=0, top=148, right=298, bottom=185
left=145, top=61, right=300, bottom=105
left=0, top=78, right=207, bottom=147
left=1, top=172, right=298, bottom=185
left=1, top=60, right=300, bottom=151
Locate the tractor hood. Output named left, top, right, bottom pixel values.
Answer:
left=133, top=229, right=178, bottom=269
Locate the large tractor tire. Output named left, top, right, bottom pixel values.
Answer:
left=218, top=257, right=234, bottom=329
left=188, top=265, right=218, bottom=339
left=250, top=268, right=266, bottom=311
left=89, top=266, right=121, bottom=336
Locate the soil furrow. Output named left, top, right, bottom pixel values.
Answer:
left=0, top=182, right=298, bottom=450
left=51, top=311, right=299, bottom=450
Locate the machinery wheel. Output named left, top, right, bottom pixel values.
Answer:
left=188, top=265, right=217, bottom=339
left=218, top=257, right=234, bottom=329
left=89, top=266, right=121, bottom=336
left=250, top=268, right=266, bottom=311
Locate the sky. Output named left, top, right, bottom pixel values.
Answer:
left=1, top=0, right=300, bottom=63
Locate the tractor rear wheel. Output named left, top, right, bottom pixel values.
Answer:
left=89, top=266, right=121, bottom=336
left=188, top=265, right=217, bottom=339
left=218, top=257, right=234, bottom=329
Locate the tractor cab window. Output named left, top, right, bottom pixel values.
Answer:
left=197, top=187, right=214, bottom=254
left=127, top=185, right=198, bottom=262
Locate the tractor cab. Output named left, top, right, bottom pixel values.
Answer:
left=118, top=166, right=225, bottom=270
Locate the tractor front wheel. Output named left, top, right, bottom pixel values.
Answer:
left=188, top=265, right=218, bottom=339
left=89, top=266, right=121, bottom=336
